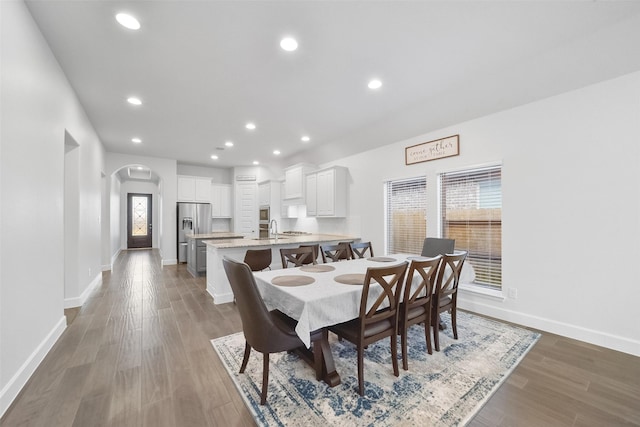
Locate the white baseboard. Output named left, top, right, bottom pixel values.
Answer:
left=101, top=264, right=111, bottom=272
left=64, top=272, right=102, bottom=309
left=162, top=258, right=177, bottom=266
left=0, top=315, right=66, bottom=418
left=459, top=298, right=640, bottom=357
left=207, top=284, right=234, bottom=305
left=110, top=248, right=122, bottom=271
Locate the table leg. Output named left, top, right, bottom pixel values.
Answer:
left=294, top=329, right=341, bottom=387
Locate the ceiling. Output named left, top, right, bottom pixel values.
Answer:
left=25, top=1, right=640, bottom=170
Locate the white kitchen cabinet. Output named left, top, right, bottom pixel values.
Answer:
left=306, top=166, right=347, bottom=217
left=283, top=163, right=315, bottom=200
left=177, top=175, right=212, bottom=202
left=305, top=173, right=317, bottom=216
left=258, top=181, right=270, bottom=206
left=211, top=184, right=232, bottom=217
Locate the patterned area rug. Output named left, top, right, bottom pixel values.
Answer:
left=212, top=312, right=540, bottom=426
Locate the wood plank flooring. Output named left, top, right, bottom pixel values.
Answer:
left=2, top=249, right=639, bottom=426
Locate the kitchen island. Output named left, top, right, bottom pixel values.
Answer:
left=185, top=232, right=244, bottom=277
left=204, top=234, right=359, bottom=304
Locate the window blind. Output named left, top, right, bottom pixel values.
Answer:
left=385, top=177, right=427, bottom=255
left=440, top=165, right=502, bottom=287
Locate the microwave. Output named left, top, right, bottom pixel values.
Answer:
left=259, top=206, right=270, bottom=222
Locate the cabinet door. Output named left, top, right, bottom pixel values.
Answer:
left=195, top=178, right=211, bottom=202
left=317, top=169, right=335, bottom=216
left=306, top=173, right=317, bottom=216
left=177, top=176, right=196, bottom=201
left=285, top=167, right=303, bottom=199
left=210, top=185, right=222, bottom=217
left=258, top=182, right=270, bottom=206
left=220, top=185, right=231, bottom=217
left=196, top=243, right=207, bottom=273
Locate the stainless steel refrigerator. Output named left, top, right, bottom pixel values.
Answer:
left=177, top=202, right=212, bottom=263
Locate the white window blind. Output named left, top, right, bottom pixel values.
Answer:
left=440, top=165, right=502, bottom=288
left=385, top=177, right=427, bottom=255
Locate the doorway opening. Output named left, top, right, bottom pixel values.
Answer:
left=127, top=193, right=152, bottom=248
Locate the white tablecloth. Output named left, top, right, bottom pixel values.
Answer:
left=253, top=253, right=474, bottom=347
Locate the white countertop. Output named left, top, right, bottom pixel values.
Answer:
left=185, top=232, right=244, bottom=240
left=204, top=234, right=358, bottom=249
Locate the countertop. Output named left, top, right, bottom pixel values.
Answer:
left=185, top=232, right=244, bottom=240
left=204, top=234, right=358, bottom=249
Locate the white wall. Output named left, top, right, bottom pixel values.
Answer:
left=177, top=164, right=232, bottom=184
left=105, top=154, right=178, bottom=264
left=108, top=174, right=122, bottom=267
left=310, top=72, right=640, bottom=356
left=0, top=0, right=105, bottom=415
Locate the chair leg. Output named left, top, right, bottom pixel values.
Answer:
left=425, top=312, right=433, bottom=355
left=261, top=353, right=269, bottom=405
left=401, top=324, right=409, bottom=371
left=391, top=333, right=399, bottom=377
left=432, top=310, right=440, bottom=352
left=240, top=341, right=251, bottom=373
left=357, top=346, right=364, bottom=396
left=451, top=307, right=458, bottom=340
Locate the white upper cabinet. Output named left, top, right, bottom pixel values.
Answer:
left=258, top=181, right=270, bottom=206
left=178, top=175, right=212, bottom=202
left=306, top=166, right=347, bottom=217
left=211, top=184, right=232, bottom=217
left=283, top=163, right=315, bottom=200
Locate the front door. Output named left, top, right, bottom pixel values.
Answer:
left=127, top=193, right=152, bottom=248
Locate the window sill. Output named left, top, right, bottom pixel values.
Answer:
left=459, top=283, right=505, bottom=301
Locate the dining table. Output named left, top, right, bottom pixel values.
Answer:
left=252, top=253, right=427, bottom=387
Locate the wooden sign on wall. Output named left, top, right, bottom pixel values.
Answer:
left=405, top=134, right=459, bottom=165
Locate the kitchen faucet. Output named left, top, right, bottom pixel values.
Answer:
left=270, top=219, right=278, bottom=240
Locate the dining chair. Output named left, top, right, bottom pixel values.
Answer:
left=399, top=255, right=442, bottom=370
left=431, top=251, right=467, bottom=352
left=320, top=242, right=352, bottom=263
left=298, top=244, right=320, bottom=265
left=280, top=246, right=316, bottom=268
left=421, top=237, right=455, bottom=257
left=329, top=262, right=408, bottom=396
left=222, top=256, right=305, bottom=405
left=243, top=248, right=272, bottom=271
left=338, top=241, right=355, bottom=259
left=350, top=241, right=374, bottom=259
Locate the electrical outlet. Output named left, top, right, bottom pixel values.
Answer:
left=507, top=288, right=518, bottom=299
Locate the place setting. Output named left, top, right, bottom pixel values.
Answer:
left=271, top=275, right=315, bottom=286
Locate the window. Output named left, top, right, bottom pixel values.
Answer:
left=385, top=177, right=427, bottom=254
left=440, top=165, right=502, bottom=288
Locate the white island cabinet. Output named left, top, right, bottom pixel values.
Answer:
left=205, top=234, right=359, bottom=304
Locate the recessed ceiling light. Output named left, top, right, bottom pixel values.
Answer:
left=368, top=79, right=382, bottom=90
left=245, top=122, right=256, bottom=130
left=137, top=166, right=143, bottom=170
left=253, top=161, right=260, bottom=165
left=280, top=37, right=298, bottom=52
left=225, top=141, right=234, bottom=147
left=301, top=136, right=310, bottom=142
left=127, top=96, right=142, bottom=105
left=211, top=155, right=219, bottom=160
left=115, top=13, right=140, bottom=30
left=131, top=137, right=142, bottom=143
left=273, top=150, right=281, bottom=155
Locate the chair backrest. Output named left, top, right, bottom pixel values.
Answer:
left=403, top=255, right=442, bottom=308
left=359, top=262, right=408, bottom=330
left=433, top=251, right=467, bottom=301
left=350, top=241, right=374, bottom=259
left=298, top=244, right=319, bottom=265
left=243, top=249, right=272, bottom=271
left=421, top=238, right=455, bottom=257
left=320, top=242, right=352, bottom=263
left=280, top=246, right=316, bottom=268
left=222, top=256, right=284, bottom=353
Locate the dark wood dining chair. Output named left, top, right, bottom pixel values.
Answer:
left=350, top=241, right=374, bottom=259
left=329, top=262, right=408, bottom=396
left=298, top=244, right=320, bottom=265
left=280, top=246, right=316, bottom=268
left=320, top=243, right=352, bottom=263
left=421, top=237, right=455, bottom=257
left=399, top=255, right=442, bottom=370
left=243, top=249, right=272, bottom=271
left=431, top=251, right=467, bottom=351
left=222, top=256, right=305, bottom=405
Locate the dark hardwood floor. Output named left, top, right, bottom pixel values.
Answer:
left=2, top=250, right=638, bottom=426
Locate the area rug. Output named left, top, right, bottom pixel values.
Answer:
left=212, top=311, right=540, bottom=426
